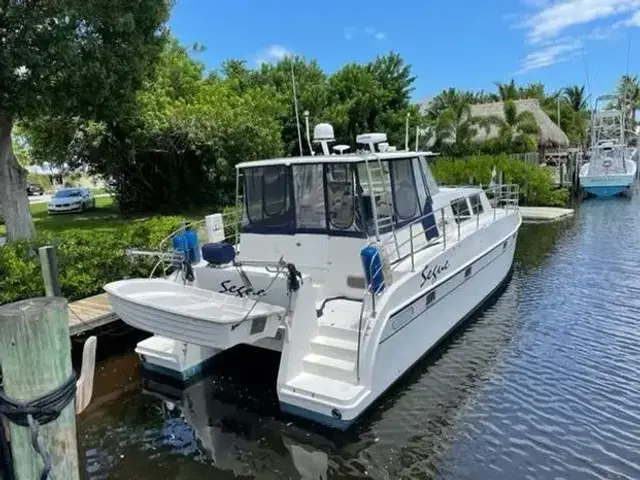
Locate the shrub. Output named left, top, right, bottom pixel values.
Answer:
left=430, top=155, right=569, bottom=207
left=0, top=216, right=185, bottom=306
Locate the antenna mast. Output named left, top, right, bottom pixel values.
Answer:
left=290, top=59, right=304, bottom=156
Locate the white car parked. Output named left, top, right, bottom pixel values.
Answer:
left=47, top=188, right=96, bottom=214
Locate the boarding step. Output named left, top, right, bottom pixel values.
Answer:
left=285, top=372, right=367, bottom=404
left=317, top=325, right=359, bottom=342
left=302, top=353, right=357, bottom=384
left=310, top=335, right=358, bottom=362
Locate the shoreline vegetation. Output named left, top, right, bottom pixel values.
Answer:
left=0, top=154, right=567, bottom=307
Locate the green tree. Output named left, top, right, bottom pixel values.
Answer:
left=562, top=85, right=590, bottom=146
left=0, top=0, right=170, bottom=241
left=68, top=40, right=285, bottom=212
left=426, top=89, right=483, bottom=155
left=616, top=74, right=640, bottom=131
left=480, top=100, right=541, bottom=152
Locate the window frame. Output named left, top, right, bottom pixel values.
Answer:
left=390, top=158, right=420, bottom=224
left=450, top=197, right=472, bottom=224
left=469, top=193, right=484, bottom=216
left=241, top=165, right=296, bottom=234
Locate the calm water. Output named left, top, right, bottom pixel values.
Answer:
left=77, top=188, right=640, bottom=479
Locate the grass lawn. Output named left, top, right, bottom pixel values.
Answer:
left=1, top=195, right=210, bottom=237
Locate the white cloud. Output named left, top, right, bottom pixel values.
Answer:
left=344, top=26, right=356, bottom=40
left=517, top=38, right=582, bottom=73
left=626, top=8, right=640, bottom=24
left=344, top=26, right=386, bottom=41
left=254, top=44, right=292, bottom=66
left=519, top=0, right=640, bottom=44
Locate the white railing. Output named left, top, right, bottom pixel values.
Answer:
left=126, top=210, right=242, bottom=279
left=355, top=183, right=519, bottom=381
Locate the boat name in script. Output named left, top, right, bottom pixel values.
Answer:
left=218, top=279, right=267, bottom=298
left=420, top=260, right=451, bottom=288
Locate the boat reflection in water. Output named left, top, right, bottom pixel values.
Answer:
left=140, top=346, right=387, bottom=479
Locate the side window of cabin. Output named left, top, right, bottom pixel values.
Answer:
left=390, top=159, right=419, bottom=221
left=450, top=197, right=471, bottom=223
left=326, top=164, right=355, bottom=230
left=243, top=166, right=293, bottom=229
left=469, top=193, right=484, bottom=215
left=420, top=156, right=439, bottom=195
left=293, top=164, right=326, bottom=230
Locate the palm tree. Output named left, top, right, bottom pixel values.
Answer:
left=495, top=80, right=519, bottom=101
left=478, top=100, right=541, bottom=152
left=563, top=85, right=589, bottom=112
left=562, top=85, right=590, bottom=147
left=427, top=88, right=482, bottom=154
left=617, top=74, right=640, bottom=132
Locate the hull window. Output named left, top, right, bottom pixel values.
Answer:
left=426, top=290, right=436, bottom=306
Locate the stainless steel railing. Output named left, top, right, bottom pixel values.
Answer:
left=355, top=184, right=519, bottom=381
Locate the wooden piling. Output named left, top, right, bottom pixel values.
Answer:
left=39, top=246, right=61, bottom=297
left=0, top=297, right=80, bottom=479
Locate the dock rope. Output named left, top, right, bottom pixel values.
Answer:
left=0, top=374, right=77, bottom=480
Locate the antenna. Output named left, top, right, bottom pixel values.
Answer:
left=303, top=110, right=314, bottom=156
left=333, top=145, right=350, bottom=155
left=405, top=112, right=410, bottom=150
left=290, top=59, right=304, bottom=156
left=415, top=125, right=420, bottom=151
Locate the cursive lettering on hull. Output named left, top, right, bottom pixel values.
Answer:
left=218, top=279, right=267, bottom=298
left=420, top=260, right=450, bottom=288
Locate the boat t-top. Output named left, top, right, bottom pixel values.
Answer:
left=105, top=123, right=522, bottom=429
left=580, top=94, right=637, bottom=197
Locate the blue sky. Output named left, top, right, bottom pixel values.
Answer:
left=169, top=0, right=640, bottom=103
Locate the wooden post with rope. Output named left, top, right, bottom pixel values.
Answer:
left=0, top=297, right=80, bottom=479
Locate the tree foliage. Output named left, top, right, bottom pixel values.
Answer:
left=0, top=0, right=171, bottom=241
left=425, top=80, right=592, bottom=155
left=24, top=46, right=419, bottom=214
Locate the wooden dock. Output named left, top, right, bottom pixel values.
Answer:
left=519, top=206, right=575, bottom=223
left=67, top=293, right=118, bottom=336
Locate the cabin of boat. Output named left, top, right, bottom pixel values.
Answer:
left=105, top=123, right=522, bottom=428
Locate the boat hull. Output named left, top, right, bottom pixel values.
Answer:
left=583, top=185, right=630, bottom=197
left=135, top=335, right=221, bottom=381
left=580, top=160, right=637, bottom=197
left=279, top=225, right=518, bottom=429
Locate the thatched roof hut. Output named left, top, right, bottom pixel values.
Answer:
left=470, top=99, right=569, bottom=147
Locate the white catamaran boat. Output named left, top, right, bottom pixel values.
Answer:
left=580, top=94, right=637, bottom=197
left=105, top=124, right=522, bottom=429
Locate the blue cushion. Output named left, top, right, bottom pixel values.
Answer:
left=202, top=242, right=236, bottom=265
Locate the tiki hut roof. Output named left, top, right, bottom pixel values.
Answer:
left=470, top=99, right=569, bottom=147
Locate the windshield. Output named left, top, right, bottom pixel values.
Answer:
left=55, top=189, right=83, bottom=198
